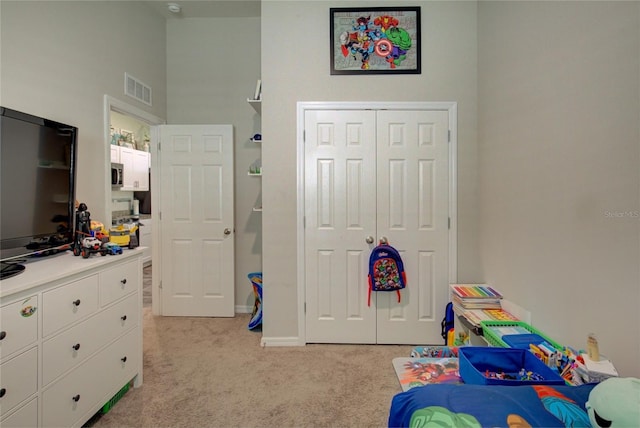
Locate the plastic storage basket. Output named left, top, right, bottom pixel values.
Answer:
left=480, top=320, right=563, bottom=350
left=458, top=347, right=565, bottom=386
left=101, top=382, right=130, bottom=414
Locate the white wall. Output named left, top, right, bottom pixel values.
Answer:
left=166, top=17, right=262, bottom=310
left=5, top=0, right=636, bottom=378
left=0, top=0, right=166, bottom=223
left=260, top=1, right=480, bottom=341
left=478, top=1, right=640, bottom=377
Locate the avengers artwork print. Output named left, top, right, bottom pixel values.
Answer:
left=330, top=7, right=421, bottom=74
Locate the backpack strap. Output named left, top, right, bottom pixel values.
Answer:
left=396, top=270, right=407, bottom=303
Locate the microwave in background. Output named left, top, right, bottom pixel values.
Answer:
left=111, top=162, right=124, bottom=189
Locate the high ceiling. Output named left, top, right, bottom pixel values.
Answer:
left=143, top=0, right=261, bottom=19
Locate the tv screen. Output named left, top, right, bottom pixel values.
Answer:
left=0, top=107, right=77, bottom=279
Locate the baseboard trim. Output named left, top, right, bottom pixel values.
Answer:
left=260, top=336, right=304, bottom=347
left=235, top=305, right=252, bottom=314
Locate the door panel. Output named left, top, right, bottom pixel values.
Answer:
left=304, top=110, right=377, bottom=343
left=376, top=110, right=450, bottom=344
left=157, top=125, right=234, bottom=317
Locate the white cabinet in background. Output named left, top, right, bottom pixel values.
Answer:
left=112, top=146, right=150, bottom=191
left=138, top=217, right=153, bottom=265
left=110, top=145, right=120, bottom=164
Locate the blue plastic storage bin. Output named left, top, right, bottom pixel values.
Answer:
left=501, top=333, right=547, bottom=350
left=458, top=347, right=565, bottom=386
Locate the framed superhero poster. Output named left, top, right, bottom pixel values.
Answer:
left=330, top=7, right=421, bottom=75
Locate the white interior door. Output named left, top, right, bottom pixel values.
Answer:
left=304, top=110, right=377, bottom=343
left=304, top=108, right=451, bottom=344
left=156, top=124, right=235, bottom=317
left=375, top=110, right=450, bottom=344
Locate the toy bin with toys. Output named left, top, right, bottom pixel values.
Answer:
left=459, top=347, right=565, bottom=386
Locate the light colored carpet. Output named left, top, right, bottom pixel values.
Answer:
left=142, top=265, right=151, bottom=308
left=90, top=309, right=412, bottom=428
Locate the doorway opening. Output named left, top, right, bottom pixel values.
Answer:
left=104, top=95, right=164, bottom=313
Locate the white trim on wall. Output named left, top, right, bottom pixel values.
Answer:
left=260, top=336, right=303, bottom=347
left=235, top=305, right=253, bottom=314
left=294, top=101, right=458, bottom=345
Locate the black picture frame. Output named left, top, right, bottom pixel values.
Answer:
left=330, top=6, right=421, bottom=75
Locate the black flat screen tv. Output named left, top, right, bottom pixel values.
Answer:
left=0, top=107, right=78, bottom=279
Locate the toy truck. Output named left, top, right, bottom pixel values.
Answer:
left=109, top=223, right=139, bottom=249
left=73, top=236, right=103, bottom=258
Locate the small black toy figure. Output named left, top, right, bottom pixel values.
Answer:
left=77, top=203, right=91, bottom=235
left=73, top=202, right=91, bottom=251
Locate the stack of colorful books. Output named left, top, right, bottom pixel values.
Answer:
left=450, top=284, right=516, bottom=327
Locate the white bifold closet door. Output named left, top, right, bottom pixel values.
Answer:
left=304, top=109, right=450, bottom=344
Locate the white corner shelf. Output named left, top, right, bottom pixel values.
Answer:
left=247, top=98, right=261, bottom=113
left=247, top=95, right=262, bottom=217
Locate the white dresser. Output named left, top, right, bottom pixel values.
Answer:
left=0, top=250, right=143, bottom=427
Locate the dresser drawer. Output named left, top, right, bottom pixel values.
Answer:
left=100, top=260, right=139, bottom=306
left=0, top=296, right=38, bottom=360
left=43, top=275, right=99, bottom=337
left=0, top=397, right=38, bottom=428
left=0, top=347, right=37, bottom=416
left=42, top=329, right=138, bottom=428
left=42, top=293, right=139, bottom=385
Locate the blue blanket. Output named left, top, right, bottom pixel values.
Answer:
left=389, top=383, right=596, bottom=427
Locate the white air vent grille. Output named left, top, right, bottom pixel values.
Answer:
left=124, top=73, right=152, bottom=106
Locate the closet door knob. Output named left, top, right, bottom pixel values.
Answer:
left=72, top=343, right=81, bottom=351
left=379, top=236, right=388, bottom=245
left=72, top=299, right=81, bottom=307
left=0, top=331, right=6, bottom=340
left=365, top=236, right=374, bottom=244
left=72, top=394, right=80, bottom=402
left=224, top=228, right=231, bottom=235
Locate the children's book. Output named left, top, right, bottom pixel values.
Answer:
left=450, top=284, right=503, bottom=299
left=392, top=357, right=461, bottom=391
